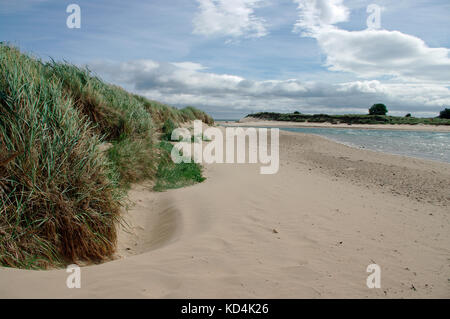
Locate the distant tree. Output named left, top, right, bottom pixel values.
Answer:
left=439, top=108, right=450, bottom=119
left=369, top=104, right=388, bottom=116
left=405, top=113, right=411, bottom=117
left=293, top=111, right=301, bottom=115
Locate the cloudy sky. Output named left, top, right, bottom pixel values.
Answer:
left=1, top=0, right=449, bottom=118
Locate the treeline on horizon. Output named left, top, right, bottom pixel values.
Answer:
left=247, top=108, right=450, bottom=126
left=0, top=44, right=213, bottom=269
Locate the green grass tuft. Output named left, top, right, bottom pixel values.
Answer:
left=153, top=141, right=206, bottom=192
left=161, top=119, right=177, bottom=141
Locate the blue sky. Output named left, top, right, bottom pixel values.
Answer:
left=1, top=0, right=449, bottom=118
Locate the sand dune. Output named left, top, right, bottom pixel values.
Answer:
left=0, top=128, right=449, bottom=298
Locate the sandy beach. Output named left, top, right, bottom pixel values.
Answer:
left=231, top=117, right=450, bottom=132
left=1, top=127, right=449, bottom=298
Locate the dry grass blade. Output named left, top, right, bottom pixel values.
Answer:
left=0, top=151, right=22, bottom=167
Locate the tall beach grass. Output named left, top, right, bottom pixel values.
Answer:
left=0, top=44, right=212, bottom=268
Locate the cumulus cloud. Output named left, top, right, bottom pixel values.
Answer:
left=90, top=59, right=450, bottom=117
left=293, top=0, right=349, bottom=35
left=193, top=0, right=268, bottom=38
left=317, top=29, right=450, bottom=82
left=293, top=0, right=450, bottom=82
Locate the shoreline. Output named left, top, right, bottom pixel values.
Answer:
left=220, top=122, right=450, bottom=166
left=288, top=130, right=449, bottom=166
left=218, top=118, right=450, bottom=132
left=1, top=128, right=449, bottom=298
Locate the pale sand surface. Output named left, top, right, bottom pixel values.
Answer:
left=0, top=128, right=449, bottom=298
left=227, top=117, right=450, bottom=132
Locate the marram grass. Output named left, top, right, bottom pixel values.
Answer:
left=0, top=44, right=212, bottom=268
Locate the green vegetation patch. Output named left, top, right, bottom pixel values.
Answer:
left=153, top=141, right=206, bottom=192
left=248, top=112, right=450, bottom=126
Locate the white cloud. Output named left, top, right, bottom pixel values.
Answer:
left=193, top=0, right=268, bottom=38
left=317, top=29, right=450, bottom=82
left=293, top=0, right=450, bottom=82
left=293, top=0, right=349, bottom=35
left=90, top=59, right=450, bottom=117
left=171, top=62, right=207, bottom=72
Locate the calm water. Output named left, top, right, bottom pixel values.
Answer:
left=281, top=127, right=450, bottom=164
